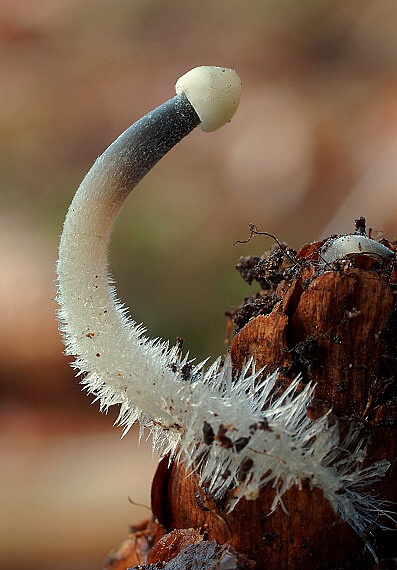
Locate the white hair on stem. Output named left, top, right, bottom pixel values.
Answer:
left=56, top=66, right=393, bottom=559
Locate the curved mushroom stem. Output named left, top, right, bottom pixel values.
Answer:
left=56, top=67, right=391, bottom=550
left=57, top=67, right=242, bottom=426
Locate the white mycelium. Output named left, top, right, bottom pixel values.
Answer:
left=57, top=66, right=391, bottom=555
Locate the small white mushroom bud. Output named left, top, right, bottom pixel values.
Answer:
left=319, top=234, right=394, bottom=265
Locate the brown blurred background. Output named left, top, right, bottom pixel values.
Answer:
left=2, top=1, right=397, bottom=568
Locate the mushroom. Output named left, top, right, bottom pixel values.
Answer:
left=320, top=234, right=394, bottom=265
left=56, top=66, right=390, bottom=553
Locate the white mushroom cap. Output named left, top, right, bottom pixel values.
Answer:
left=175, top=66, right=241, bottom=132
left=320, top=234, right=394, bottom=264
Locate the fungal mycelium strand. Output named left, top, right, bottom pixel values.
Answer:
left=56, top=66, right=392, bottom=553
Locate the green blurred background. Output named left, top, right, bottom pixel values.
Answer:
left=2, top=1, right=397, bottom=568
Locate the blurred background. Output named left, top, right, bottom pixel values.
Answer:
left=2, top=1, right=397, bottom=568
